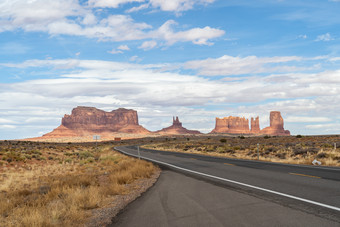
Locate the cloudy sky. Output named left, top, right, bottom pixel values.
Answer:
left=1, top=0, right=340, bottom=139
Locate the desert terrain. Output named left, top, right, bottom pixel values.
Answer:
left=0, top=139, right=159, bottom=226
left=143, top=134, right=340, bottom=166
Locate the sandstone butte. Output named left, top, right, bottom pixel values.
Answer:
left=42, top=106, right=150, bottom=139
left=155, top=116, right=201, bottom=135
left=211, top=111, right=290, bottom=136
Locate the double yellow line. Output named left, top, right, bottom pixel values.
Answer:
left=289, top=172, right=321, bottom=179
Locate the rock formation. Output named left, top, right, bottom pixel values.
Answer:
left=42, top=106, right=150, bottom=138
left=260, top=111, right=290, bottom=136
left=211, top=116, right=250, bottom=134
left=156, top=116, right=201, bottom=135
left=210, top=111, right=290, bottom=136
left=251, top=117, right=260, bottom=134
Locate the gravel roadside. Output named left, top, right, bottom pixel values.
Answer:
left=85, top=169, right=161, bottom=227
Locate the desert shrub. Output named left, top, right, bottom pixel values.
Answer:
left=79, top=151, right=94, bottom=160
left=322, top=143, right=333, bottom=148
left=265, top=147, right=277, bottom=153
left=276, top=153, right=286, bottom=159
left=239, top=136, right=245, bottom=139
left=220, top=138, right=227, bottom=143
left=308, top=147, right=319, bottom=154
left=316, top=153, right=328, bottom=159
left=293, top=147, right=308, bottom=155
left=296, top=135, right=303, bottom=138
left=264, top=135, right=271, bottom=139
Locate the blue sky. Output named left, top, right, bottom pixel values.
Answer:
left=1, top=0, right=340, bottom=139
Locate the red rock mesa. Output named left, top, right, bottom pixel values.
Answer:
left=42, top=106, right=149, bottom=138
left=211, top=111, right=290, bottom=136
left=211, top=116, right=250, bottom=134
left=156, top=116, right=201, bottom=135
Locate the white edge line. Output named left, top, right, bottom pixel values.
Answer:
left=115, top=147, right=340, bottom=212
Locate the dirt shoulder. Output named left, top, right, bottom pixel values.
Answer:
left=85, top=169, right=161, bottom=227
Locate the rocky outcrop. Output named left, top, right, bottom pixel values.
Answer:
left=210, top=111, right=290, bottom=136
left=251, top=117, right=260, bottom=134
left=211, top=116, right=250, bottom=134
left=156, top=116, right=201, bottom=135
left=260, top=111, right=290, bottom=136
left=43, top=106, right=150, bottom=138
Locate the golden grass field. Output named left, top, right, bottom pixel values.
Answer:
left=143, top=135, right=340, bottom=166
left=0, top=141, right=158, bottom=226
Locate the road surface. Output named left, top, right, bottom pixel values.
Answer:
left=112, top=146, right=340, bottom=225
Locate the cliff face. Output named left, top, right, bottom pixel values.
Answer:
left=260, top=111, right=290, bottom=136
left=156, top=116, right=201, bottom=135
left=43, top=106, right=149, bottom=138
left=211, top=116, right=250, bottom=134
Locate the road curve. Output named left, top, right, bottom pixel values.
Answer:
left=111, top=170, right=339, bottom=227
left=114, top=146, right=340, bottom=223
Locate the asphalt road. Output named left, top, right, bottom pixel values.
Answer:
left=111, top=170, right=339, bottom=227
left=113, top=146, right=340, bottom=225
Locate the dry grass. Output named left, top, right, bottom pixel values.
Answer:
left=0, top=142, right=158, bottom=227
left=143, top=135, right=340, bottom=166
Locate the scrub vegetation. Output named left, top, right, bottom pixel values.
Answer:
left=0, top=141, right=158, bottom=226
left=144, top=135, right=340, bottom=166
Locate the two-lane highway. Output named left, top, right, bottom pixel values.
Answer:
left=115, top=145, right=340, bottom=223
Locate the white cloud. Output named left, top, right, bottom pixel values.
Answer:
left=118, top=45, right=130, bottom=51
left=149, top=0, right=215, bottom=12
left=108, top=49, right=123, bottom=54
left=139, top=40, right=157, bottom=50
left=82, top=13, right=97, bottom=25
left=108, top=45, right=130, bottom=54
left=0, top=118, right=16, bottom=124
left=0, top=0, right=224, bottom=46
left=315, top=33, right=334, bottom=42
left=129, top=55, right=141, bottom=62
left=154, top=20, right=224, bottom=45
left=0, top=0, right=84, bottom=32
left=88, top=0, right=145, bottom=8
left=330, top=57, right=340, bottom=61
left=0, top=1, right=224, bottom=46
left=285, top=116, right=331, bottom=123
left=128, top=0, right=215, bottom=13
left=0, top=125, right=17, bottom=129
left=184, top=55, right=306, bottom=76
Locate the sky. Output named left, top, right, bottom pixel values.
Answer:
left=0, top=0, right=340, bottom=139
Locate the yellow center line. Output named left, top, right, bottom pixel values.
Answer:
left=289, top=172, right=321, bottom=179
left=224, top=163, right=235, bottom=166
left=190, top=158, right=197, bottom=160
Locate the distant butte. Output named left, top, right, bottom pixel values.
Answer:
left=156, top=116, right=201, bottom=135
left=42, top=106, right=150, bottom=139
left=30, top=107, right=290, bottom=142
left=260, top=111, right=290, bottom=136
left=211, top=111, right=290, bottom=136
